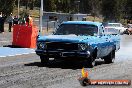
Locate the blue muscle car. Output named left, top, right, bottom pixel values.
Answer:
left=35, top=21, right=120, bottom=67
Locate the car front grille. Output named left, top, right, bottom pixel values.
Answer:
left=46, top=42, right=78, bottom=51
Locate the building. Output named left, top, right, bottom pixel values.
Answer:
left=43, top=12, right=87, bottom=23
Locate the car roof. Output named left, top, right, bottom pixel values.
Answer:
left=62, top=21, right=102, bottom=27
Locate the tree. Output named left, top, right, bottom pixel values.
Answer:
left=125, top=0, right=132, bottom=20
left=43, top=0, right=56, bottom=11
left=29, top=0, right=36, bottom=10
left=0, top=0, right=129, bottom=23
left=89, top=0, right=102, bottom=17
left=54, top=0, right=71, bottom=13
left=0, top=0, right=16, bottom=15
left=80, top=0, right=91, bottom=14
left=102, top=0, right=127, bottom=22
left=114, top=0, right=127, bottom=22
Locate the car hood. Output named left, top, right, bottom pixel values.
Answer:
left=38, top=35, right=95, bottom=43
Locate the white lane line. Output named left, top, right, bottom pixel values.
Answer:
left=0, top=52, right=35, bottom=58
left=0, top=47, right=36, bottom=57
left=0, top=41, right=11, bottom=43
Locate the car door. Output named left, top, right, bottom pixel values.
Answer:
left=105, top=27, right=120, bottom=52
left=98, top=25, right=110, bottom=57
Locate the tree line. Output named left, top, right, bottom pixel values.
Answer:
left=0, top=0, right=131, bottom=22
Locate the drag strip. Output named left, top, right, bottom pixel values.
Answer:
left=0, top=47, right=35, bottom=57
left=0, top=34, right=132, bottom=88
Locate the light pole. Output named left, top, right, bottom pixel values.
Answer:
left=77, top=0, right=80, bottom=13
left=18, top=0, right=20, bottom=18
left=39, top=0, right=43, bottom=35
left=74, top=0, right=80, bottom=13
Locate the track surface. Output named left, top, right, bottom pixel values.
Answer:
left=0, top=32, right=132, bottom=88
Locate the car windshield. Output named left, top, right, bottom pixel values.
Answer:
left=107, top=23, right=121, bottom=27
left=54, top=24, right=98, bottom=36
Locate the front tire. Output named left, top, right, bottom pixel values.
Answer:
left=40, top=56, right=49, bottom=64
left=88, top=57, right=96, bottom=68
left=85, top=55, right=96, bottom=68
left=104, top=50, right=115, bottom=64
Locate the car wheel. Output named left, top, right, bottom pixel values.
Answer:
left=89, top=58, right=96, bottom=68
left=40, top=56, right=49, bottom=64
left=104, top=50, right=115, bottom=64
left=85, top=56, right=96, bottom=68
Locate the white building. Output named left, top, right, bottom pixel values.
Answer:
left=43, top=12, right=87, bottom=23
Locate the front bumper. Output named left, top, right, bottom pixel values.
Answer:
left=35, top=50, right=91, bottom=58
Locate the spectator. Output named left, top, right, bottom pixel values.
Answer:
left=0, top=12, right=2, bottom=33
left=13, top=16, right=19, bottom=25
left=0, top=12, right=2, bottom=17
left=7, top=13, right=13, bottom=32
left=19, top=17, right=26, bottom=25
left=0, top=12, right=6, bottom=33
left=1, top=14, right=6, bottom=33
left=26, top=15, right=33, bottom=26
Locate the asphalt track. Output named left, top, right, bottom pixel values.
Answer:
left=0, top=32, right=132, bottom=88
left=0, top=31, right=35, bottom=57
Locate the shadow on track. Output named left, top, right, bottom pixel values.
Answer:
left=24, top=59, right=105, bottom=69
left=3, top=45, right=22, bottom=48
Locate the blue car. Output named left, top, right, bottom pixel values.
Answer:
left=35, top=21, right=120, bottom=67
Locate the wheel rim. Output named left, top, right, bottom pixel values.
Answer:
left=112, top=50, right=115, bottom=63
left=92, top=60, right=95, bottom=66
left=112, top=57, right=115, bottom=63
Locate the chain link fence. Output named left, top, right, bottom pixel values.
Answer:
left=34, top=19, right=61, bottom=35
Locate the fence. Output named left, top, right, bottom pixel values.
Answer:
left=34, top=19, right=60, bottom=35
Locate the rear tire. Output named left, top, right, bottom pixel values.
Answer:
left=40, top=56, right=49, bottom=64
left=104, top=50, right=115, bottom=64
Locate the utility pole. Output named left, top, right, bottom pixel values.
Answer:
left=74, top=0, right=80, bottom=13
left=18, top=0, right=20, bottom=18
left=39, top=0, right=43, bottom=35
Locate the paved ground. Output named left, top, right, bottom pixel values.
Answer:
left=0, top=30, right=35, bottom=57
left=0, top=23, right=52, bottom=57
left=0, top=47, right=35, bottom=57
left=0, top=30, right=132, bottom=88
left=0, top=32, right=12, bottom=47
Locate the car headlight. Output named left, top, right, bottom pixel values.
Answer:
left=78, top=43, right=88, bottom=51
left=37, top=42, right=46, bottom=49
